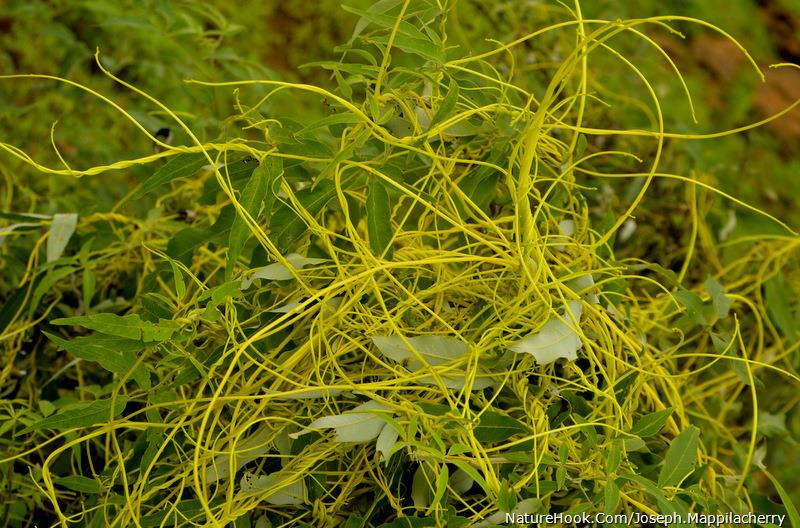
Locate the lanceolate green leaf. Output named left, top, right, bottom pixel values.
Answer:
left=658, top=426, right=700, bottom=488
left=366, top=178, right=394, bottom=259
left=44, top=332, right=149, bottom=389
left=133, top=153, right=208, bottom=199
left=371, top=32, right=444, bottom=63
left=429, top=78, right=459, bottom=130
left=620, top=474, right=673, bottom=513
left=604, top=479, right=620, bottom=515
left=344, top=5, right=425, bottom=41
left=606, top=440, right=622, bottom=473
left=673, top=290, right=710, bottom=326
left=474, top=411, right=527, bottom=442
left=51, top=313, right=178, bottom=343
left=53, top=476, right=102, bottom=494
left=704, top=276, right=733, bottom=319
left=762, top=469, right=800, bottom=528
left=22, top=396, right=128, bottom=433
left=629, top=408, right=673, bottom=438
left=227, top=160, right=266, bottom=278
left=269, top=180, right=335, bottom=253
left=29, top=266, right=77, bottom=317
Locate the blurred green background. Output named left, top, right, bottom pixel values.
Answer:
left=2, top=0, right=798, bottom=222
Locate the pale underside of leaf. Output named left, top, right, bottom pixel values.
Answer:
left=509, top=301, right=584, bottom=364
left=262, top=388, right=344, bottom=400
left=371, top=335, right=468, bottom=369
left=375, top=421, right=400, bottom=461
left=289, top=401, right=392, bottom=443
left=239, top=471, right=305, bottom=505
left=47, top=213, right=78, bottom=262
left=206, top=425, right=272, bottom=483
left=241, top=253, right=328, bottom=289
left=371, top=335, right=493, bottom=390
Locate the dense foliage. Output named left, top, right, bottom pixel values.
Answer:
left=1, top=1, right=799, bottom=527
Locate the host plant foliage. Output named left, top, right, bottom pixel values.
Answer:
left=1, top=1, right=799, bottom=527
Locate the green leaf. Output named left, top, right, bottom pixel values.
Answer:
left=474, top=410, right=527, bottom=442
left=762, top=469, right=800, bottom=528
left=431, top=465, right=448, bottom=510
left=558, top=443, right=569, bottom=464
left=497, top=478, right=516, bottom=513
left=47, top=213, right=78, bottom=262
left=604, top=479, right=620, bottom=514
left=371, top=32, right=444, bottom=63
left=166, top=227, right=207, bottom=266
left=38, top=400, right=56, bottom=417
left=629, top=408, right=673, bottom=438
left=269, top=180, right=335, bottom=253
left=0, top=287, right=27, bottom=335
left=348, top=0, right=402, bottom=40
left=623, top=437, right=647, bottom=453
left=509, top=301, right=583, bottom=364
left=22, top=395, right=128, bottom=433
left=411, top=465, right=432, bottom=509
left=83, top=268, right=96, bottom=310
left=52, top=313, right=141, bottom=340
left=620, top=474, right=674, bottom=513
left=704, top=276, right=733, bottom=318
left=575, top=134, right=588, bottom=156
left=344, top=4, right=424, bottom=41
left=51, top=313, right=178, bottom=343
left=765, top=274, right=799, bottom=342
left=44, top=332, right=149, bottom=389
left=673, top=290, right=709, bottom=326
left=429, top=79, right=459, bottom=130
left=297, top=113, right=363, bottom=136
left=658, top=426, right=700, bottom=488
left=169, top=260, right=186, bottom=298
left=625, top=263, right=678, bottom=288
left=416, top=373, right=494, bottom=391
left=227, top=160, right=268, bottom=278
left=475, top=498, right=540, bottom=527
left=208, top=281, right=244, bottom=305
left=133, top=153, right=208, bottom=199
left=261, top=157, right=282, bottom=218
left=53, top=475, right=102, bottom=494
left=29, top=266, right=77, bottom=317
left=457, top=168, right=498, bottom=217
left=565, top=273, right=599, bottom=305
left=757, top=412, right=788, bottom=438
left=606, top=440, right=622, bottom=473
left=366, top=178, right=394, bottom=259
